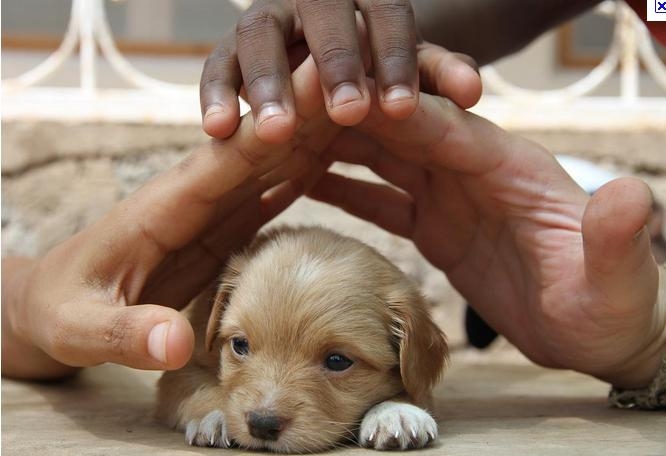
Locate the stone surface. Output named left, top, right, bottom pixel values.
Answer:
left=1, top=122, right=206, bottom=175
left=3, top=122, right=666, bottom=260
left=515, top=129, right=666, bottom=173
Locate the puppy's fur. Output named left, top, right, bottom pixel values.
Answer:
left=157, top=226, right=447, bottom=452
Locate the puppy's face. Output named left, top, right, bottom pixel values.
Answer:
left=206, top=229, right=447, bottom=452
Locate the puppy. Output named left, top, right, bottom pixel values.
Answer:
left=157, top=226, right=448, bottom=452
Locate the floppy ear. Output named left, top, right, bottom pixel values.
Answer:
left=204, top=232, right=277, bottom=352
left=386, top=287, right=449, bottom=405
left=204, top=258, right=244, bottom=352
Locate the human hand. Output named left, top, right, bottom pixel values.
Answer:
left=200, top=0, right=481, bottom=143
left=1, top=56, right=337, bottom=380
left=309, top=79, right=666, bottom=389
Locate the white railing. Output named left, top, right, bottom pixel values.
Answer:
left=2, top=0, right=665, bottom=130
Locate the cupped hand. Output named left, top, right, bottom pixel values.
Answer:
left=1, top=56, right=337, bottom=380
left=309, top=78, right=666, bottom=389
left=200, top=0, right=481, bottom=143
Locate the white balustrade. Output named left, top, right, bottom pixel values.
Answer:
left=2, top=0, right=665, bottom=130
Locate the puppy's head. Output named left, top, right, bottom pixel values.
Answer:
left=206, top=227, right=447, bottom=452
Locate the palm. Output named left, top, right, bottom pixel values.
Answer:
left=314, top=96, right=662, bottom=386
left=410, top=154, right=613, bottom=369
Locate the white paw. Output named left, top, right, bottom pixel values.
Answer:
left=184, top=410, right=230, bottom=448
left=359, top=401, right=437, bottom=450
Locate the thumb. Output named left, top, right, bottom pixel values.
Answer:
left=417, top=42, right=482, bottom=109
left=46, top=303, right=194, bottom=371
left=582, top=177, right=659, bottom=309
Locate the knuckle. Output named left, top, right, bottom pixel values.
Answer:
left=375, top=42, right=415, bottom=82
left=236, top=52, right=288, bottom=98
left=377, top=42, right=412, bottom=63
left=200, top=46, right=240, bottom=93
left=102, top=311, right=136, bottom=359
left=234, top=143, right=268, bottom=167
left=361, top=0, right=413, bottom=19
left=317, top=44, right=359, bottom=67
left=47, top=305, right=85, bottom=364
left=296, top=0, right=338, bottom=16
left=236, top=6, right=284, bottom=42
left=245, top=69, right=282, bottom=94
left=48, top=318, right=74, bottom=362
left=202, top=46, right=235, bottom=77
left=199, top=57, right=235, bottom=90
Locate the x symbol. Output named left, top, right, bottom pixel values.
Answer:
left=658, top=1, right=666, bottom=12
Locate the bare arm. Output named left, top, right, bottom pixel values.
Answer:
left=2, top=257, right=81, bottom=380
left=411, top=0, right=603, bottom=65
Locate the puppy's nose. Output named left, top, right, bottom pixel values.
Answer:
left=246, top=410, right=289, bottom=441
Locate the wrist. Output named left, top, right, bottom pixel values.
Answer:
left=2, top=257, right=80, bottom=380
left=601, top=264, right=666, bottom=389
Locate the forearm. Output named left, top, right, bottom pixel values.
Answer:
left=2, top=257, right=79, bottom=380
left=411, top=0, right=602, bottom=65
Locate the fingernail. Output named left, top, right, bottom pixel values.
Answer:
left=384, top=85, right=415, bottom=104
left=204, top=104, right=226, bottom=119
left=148, top=321, right=170, bottom=364
left=257, top=102, right=286, bottom=126
left=330, top=83, right=363, bottom=108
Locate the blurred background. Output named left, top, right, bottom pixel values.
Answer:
left=2, top=0, right=666, bottom=346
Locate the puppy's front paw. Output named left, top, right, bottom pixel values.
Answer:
left=185, top=410, right=230, bottom=448
left=359, top=401, right=437, bottom=450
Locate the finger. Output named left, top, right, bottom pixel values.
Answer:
left=200, top=30, right=243, bottom=139
left=356, top=0, right=419, bottom=119
left=140, top=117, right=332, bottom=307
left=322, top=128, right=426, bottom=197
left=307, top=172, right=414, bottom=237
left=140, top=190, right=267, bottom=309
left=356, top=87, right=507, bottom=175
left=236, top=1, right=298, bottom=143
left=296, top=0, right=371, bottom=126
left=262, top=154, right=332, bottom=219
left=82, top=55, right=333, bottom=290
left=152, top=150, right=328, bottom=305
left=44, top=303, right=194, bottom=370
left=417, top=42, right=482, bottom=109
left=582, top=177, right=658, bottom=309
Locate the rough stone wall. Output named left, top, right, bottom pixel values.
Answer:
left=2, top=121, right=665, bottom=344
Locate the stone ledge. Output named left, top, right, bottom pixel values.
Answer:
left=1, top=122, right=207, bottom=175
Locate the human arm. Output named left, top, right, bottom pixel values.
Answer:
left=199, top=0, right=603, bottom=141
left=411, top=0, right=602, bottom=65
left=1, top=56, right=336, bottom=381
left=308, top=76, right=666, bottom=390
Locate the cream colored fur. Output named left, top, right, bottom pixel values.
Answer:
left=157, top=226, right=447, bottom=452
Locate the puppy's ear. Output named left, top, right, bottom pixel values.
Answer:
left=204, top=258, right=244, bottom=352
left=386, top=287, right=448, bottom=405
left=204, top=233, right=275, bottom=351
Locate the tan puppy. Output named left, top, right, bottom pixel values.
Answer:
left=157, top=226, right=447, bottom=452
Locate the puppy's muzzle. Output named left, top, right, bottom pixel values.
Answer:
left=246, top=409, right=290, bottom=441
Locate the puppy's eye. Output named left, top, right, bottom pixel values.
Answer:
left=325, top=354, right=353, bottom=372
left=231, top=337, right=250, bottom=357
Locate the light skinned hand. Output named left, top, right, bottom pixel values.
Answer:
left=2, top=43, right=480, bottom=381
left=200, top=0, right=482, bottom=143
left=1, top=55, right=336, bottom=381
left=309, top=65, right=666, bottom=389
